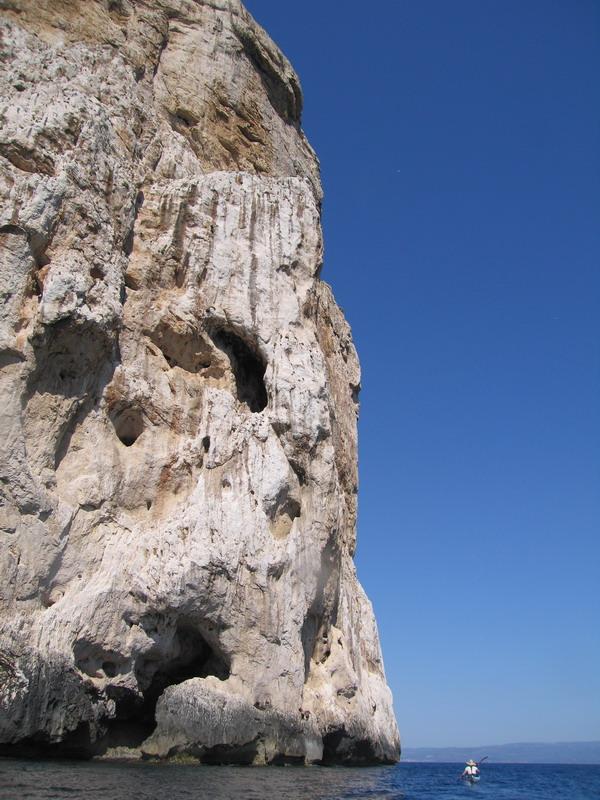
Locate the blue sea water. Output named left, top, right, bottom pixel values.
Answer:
left=1, top=760, right=599, bottom=800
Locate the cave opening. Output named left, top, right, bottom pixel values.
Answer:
left=321, top=728, right=379, bottom=766
left=149, top=319, right=213, bottom=374
left=28, top=318, right=113, bottom=400
left=210, top=328, right=268, bottom=412
left=109, top=406, right=145, bottom=447
left=102, top=623, right=230, bottom=751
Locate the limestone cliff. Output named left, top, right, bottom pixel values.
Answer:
left=0, top=0, right=400, bottom=764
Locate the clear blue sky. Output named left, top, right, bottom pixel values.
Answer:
left=244, top=1, right=600, bottom=748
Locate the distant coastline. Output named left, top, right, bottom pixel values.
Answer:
left=401, top=741, right=600, bottom=764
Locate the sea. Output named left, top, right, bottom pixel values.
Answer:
left=1, top=760, right=599, bottom=800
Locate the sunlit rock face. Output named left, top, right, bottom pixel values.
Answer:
left=0, top=0, right=400, bottom=765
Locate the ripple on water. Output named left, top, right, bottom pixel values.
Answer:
left=0, top=760, right=598, bottom=800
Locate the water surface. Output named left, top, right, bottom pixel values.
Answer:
left=1, top=759, right=599, bottom=799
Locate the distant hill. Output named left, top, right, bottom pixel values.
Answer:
left=402, top=741, right=600, bottom=764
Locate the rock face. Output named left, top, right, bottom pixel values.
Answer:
left=0, top=0, right=400, bottom=765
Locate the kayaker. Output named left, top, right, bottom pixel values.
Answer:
left=462, top=760, right=480, bottom=780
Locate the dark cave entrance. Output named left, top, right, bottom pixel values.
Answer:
left=103, top=623, right=229, bottom=751
left=109, top=405, right=145, bottom=447
left=210, top=327, right=268, bottom=412
left=320, top=728, right=380, bottom=766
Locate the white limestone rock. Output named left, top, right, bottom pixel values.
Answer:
left=0, top=0, right=400, bottom=764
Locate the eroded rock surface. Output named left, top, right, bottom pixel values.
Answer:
left=0, top=0, right=400, bottom=764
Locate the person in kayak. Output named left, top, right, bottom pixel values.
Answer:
left=462, top=760, right=480, bottom=780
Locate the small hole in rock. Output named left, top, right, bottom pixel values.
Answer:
left=90, top=265, right=104, bottom=281
left=149, top=319, right=212, bottom=374
left=173, top=108, right=198, bottom=128
left=210, top=328, right=268, bottom=412
left=102, top=661, right=117, bottom=678
left=110, top=406, right=145, bottom=447
left=124, top=273, right=140, bottom=290
left=202, top=436, right=210, bottom=452
left=146, top=499, right=152, bottom=510
left=289, top=459, right=307, bottom=486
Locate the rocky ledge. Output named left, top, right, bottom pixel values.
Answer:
left=0, top=0, right=400, bottom=765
